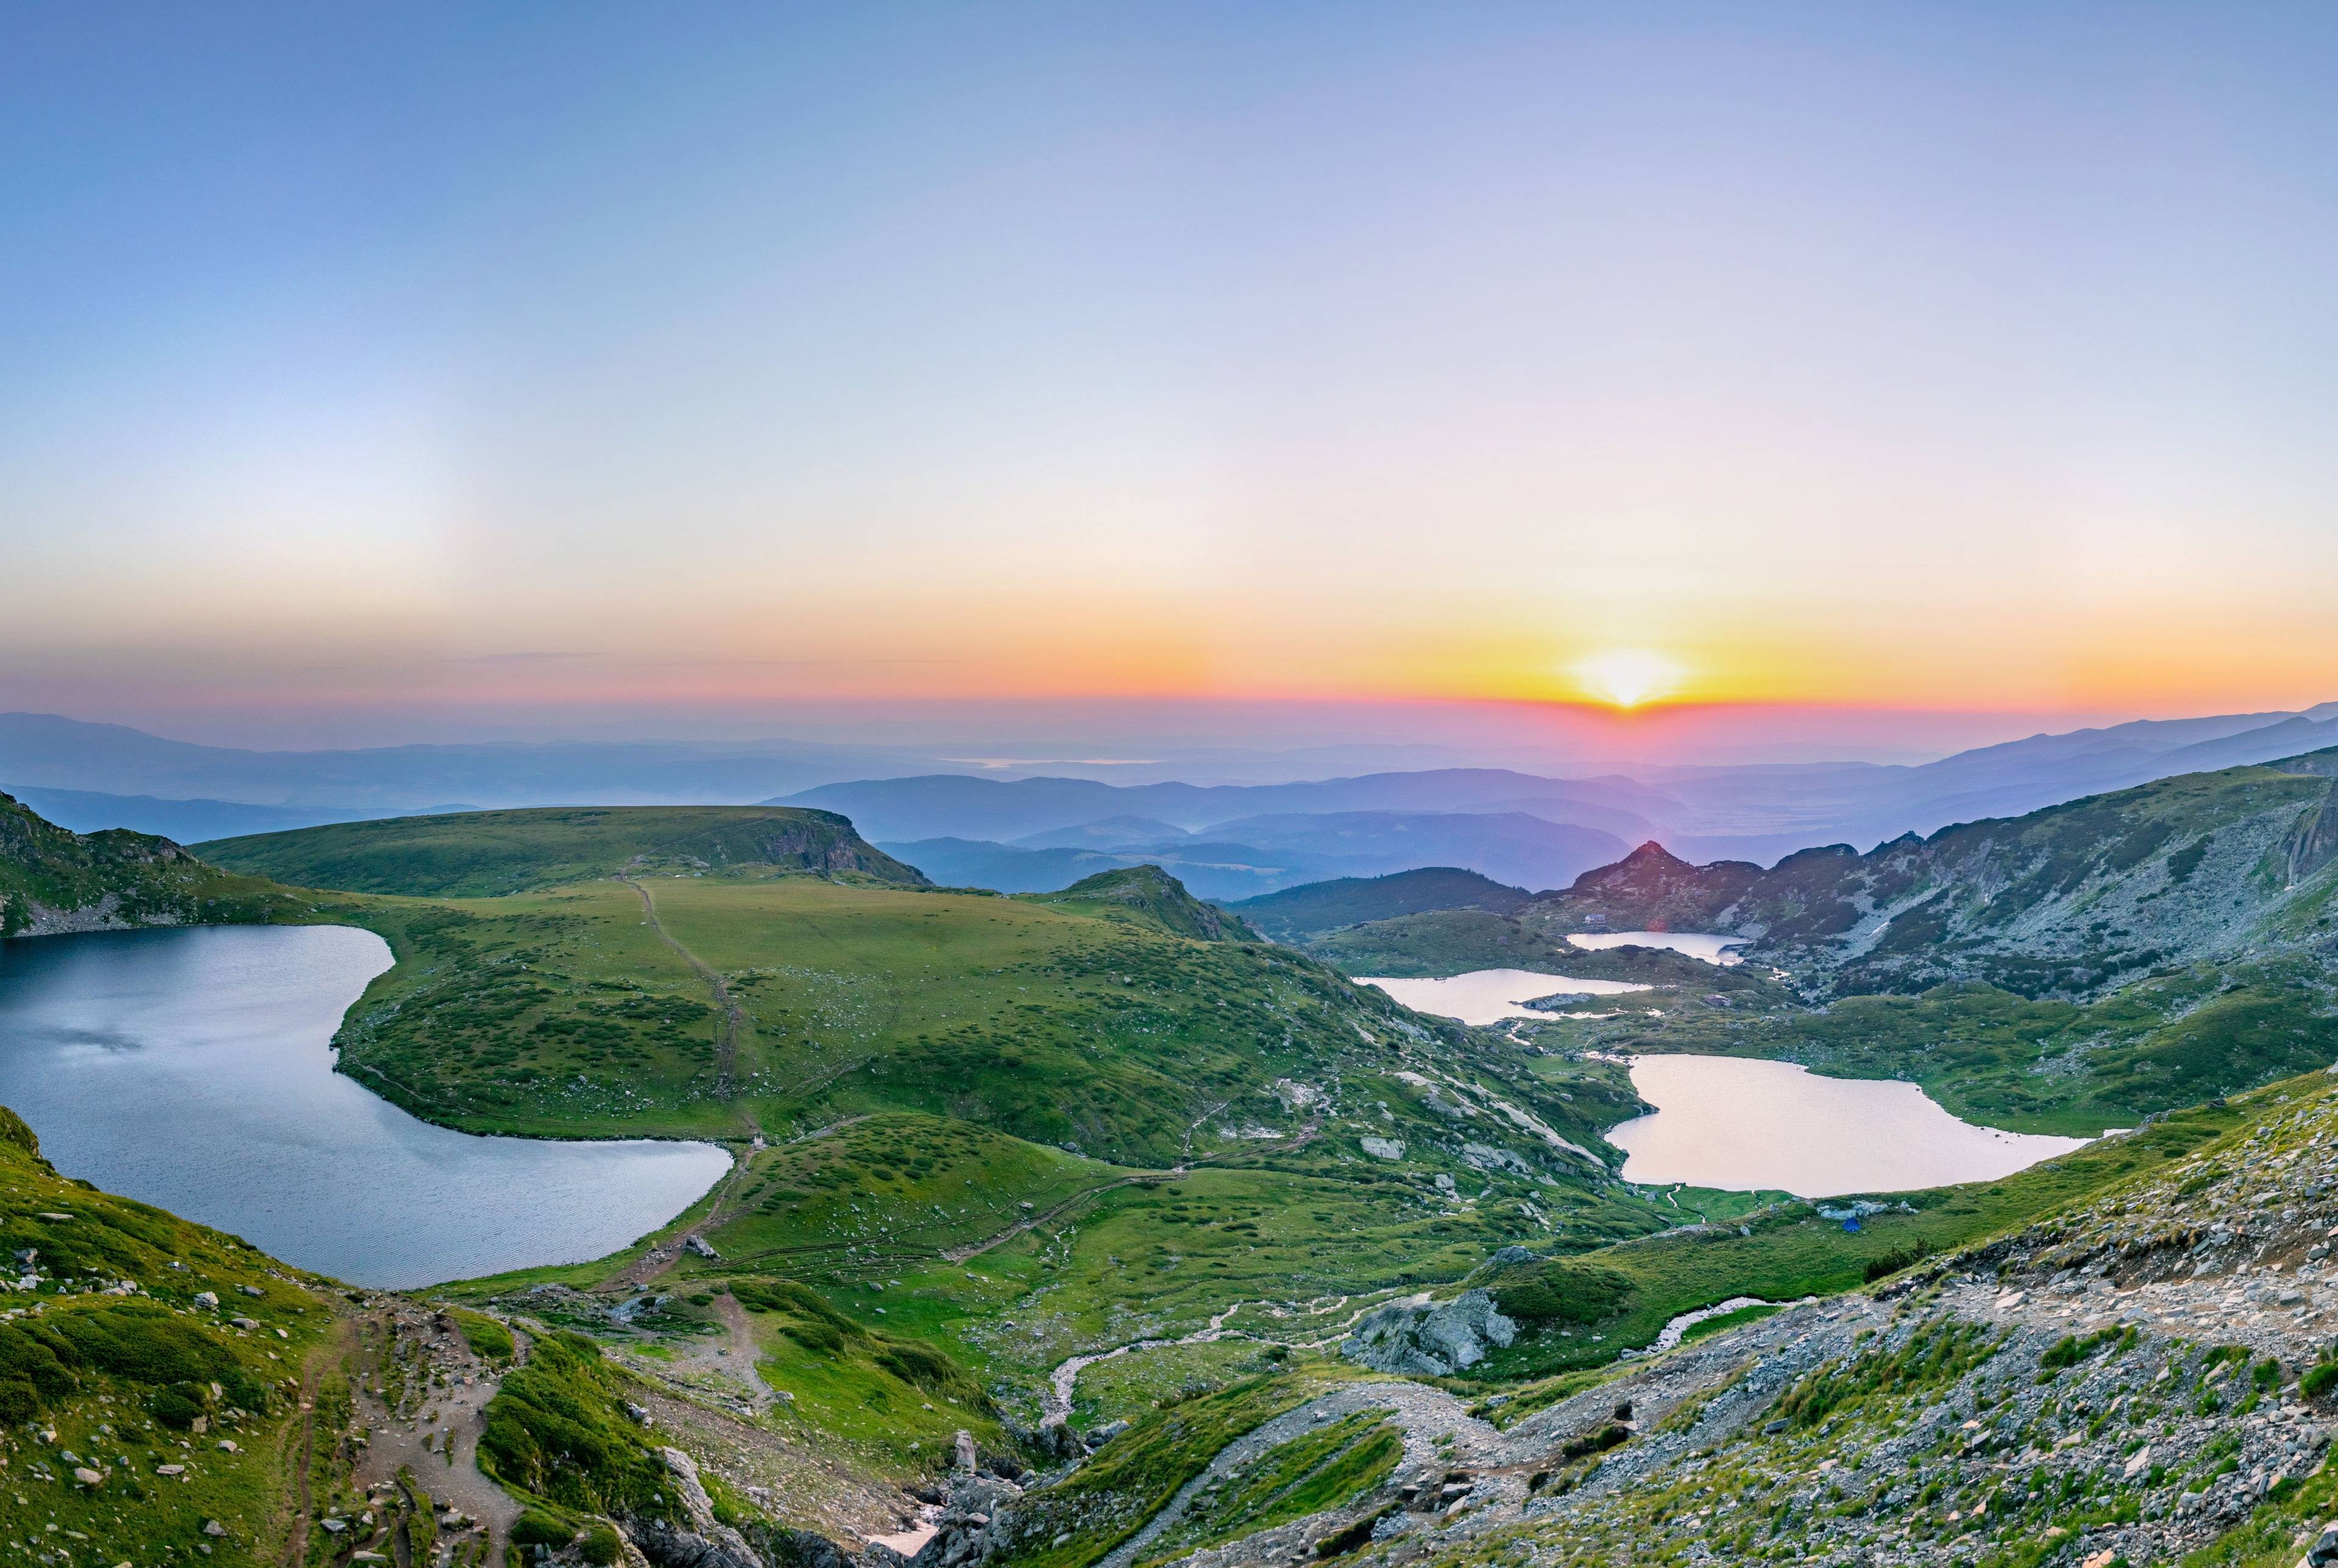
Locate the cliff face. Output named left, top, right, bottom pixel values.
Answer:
left=0, top=791, right=300, bottom=936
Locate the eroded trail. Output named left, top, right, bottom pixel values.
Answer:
left=622, top=874, right=749, bottom=1102
left=349, top=1301, right=524, bottom=1564
left=276, top=1319, right=347, bottom=1568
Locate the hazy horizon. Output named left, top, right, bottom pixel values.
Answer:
left=6, top=693, right=2331, bottom=780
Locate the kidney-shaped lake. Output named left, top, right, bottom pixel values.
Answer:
left=1608, top=1054, right=2096, bottom=1198
left=0, top=924, right=729, bottom=1287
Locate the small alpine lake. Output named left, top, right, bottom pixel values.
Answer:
left=1567, top=931, right=1745, bottom=965
left=0, top=924, right=729, bottom=1287
left=1358, top=968, right=1654, bottom=1026
left=1607, top=1054, right=2096, bottom=1198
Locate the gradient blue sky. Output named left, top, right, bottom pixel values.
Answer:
left=5, top=4, right=2337, bottom=754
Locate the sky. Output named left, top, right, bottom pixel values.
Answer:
left=4, top=4, right=2337, bottom=758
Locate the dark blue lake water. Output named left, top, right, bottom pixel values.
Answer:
left=0, top=924, right=728, bottom=1287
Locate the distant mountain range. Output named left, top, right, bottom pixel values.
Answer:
left=1476, top=745, right=2338, bottom=1002
left=9, top=702, right=2338, bottom=899
left=881, top=811, right=1627, bottom=900
left=0, top=712, right=951, bottom=821
left=1224, top=867, right=1534, bottom=942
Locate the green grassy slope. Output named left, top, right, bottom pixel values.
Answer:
left=186, top=802, right=1686, bottom=1402
left=197, top=805, right=928, bottom=898
left=0, top=789, right=304, bottom=937
left=628, top=1107, right=1659, bottom=1400
left=317, top=861, right=1634, bottom=1186
left=0, top=1105, right=348, bottom=1566
left=1021, top=864, right=1260, bottom=941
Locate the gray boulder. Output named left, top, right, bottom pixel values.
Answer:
left=1342, top=1289, right=1518, bottom=1375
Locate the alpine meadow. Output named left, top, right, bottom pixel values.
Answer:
left=8, top=7, right=2338, bottom=1568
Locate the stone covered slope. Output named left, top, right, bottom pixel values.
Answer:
left=0, top=788, right=303, bottom=936
left=956, top=1067, right=2338, bottom=1568
left=197, top=803, right=931, bottom=898
left=1531, top=747, right=2338, bottom=1000
left=1412, top=1067, right=2338, bottom=1568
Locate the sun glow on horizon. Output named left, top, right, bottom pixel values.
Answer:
left=1573, top=649, right=1687, bottom=709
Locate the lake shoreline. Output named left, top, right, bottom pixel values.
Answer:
left=1606, top=1052, right=2094, bottom=1199
left=0, top=924, right=730, bottom=1287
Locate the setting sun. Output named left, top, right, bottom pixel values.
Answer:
left=1574, top=649, right=1686, bottom=709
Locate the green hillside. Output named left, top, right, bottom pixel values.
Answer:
left=323, top=868, right=1626, bottom=1173
left=0, top=1104, right=349, bottom=1565
left=196, top=804, right=928, bottom=898
left=12, top=782, right=2338, bottom=1568
left=1223, top=866, right=1531, bottom=942
left=0, top=789, right=303, bottom=937
left=1020, top=864, right=1260, bottom=941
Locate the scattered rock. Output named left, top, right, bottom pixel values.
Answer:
left=1343, top=1289, right=1518, bottom=1375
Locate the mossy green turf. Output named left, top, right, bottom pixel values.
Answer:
left=1139, top=1409, right=1400, bottom=1565
left=726, top=1279, right=1010, bottom=1469
left=197, top=804, right=926, bottom=898
left=1000, top=1373, right=1356, bottom=1568
left=513, top=1106, right=1658, bottom=1410
left=318, top=871, right=1536, bottom=1156
left=1062, top=1339, right=1298, bottom=1429
left=0, top=789, right=305, bottom=937
left=479, top=1329, right=667, bottom=1525
left=0, top=1108, right=345, bottom=1566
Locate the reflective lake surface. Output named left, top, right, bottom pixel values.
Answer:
left=0, top=925, right=729, bottom=1287
left=1567, top=931, right=1746, bottom=965
left=1607, top=1054, right=2093, bottom=1197
left=1360, top=968, right=1652, bottom=1026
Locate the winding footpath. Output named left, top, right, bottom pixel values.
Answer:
left=621, top=874, right=749, bottom=1102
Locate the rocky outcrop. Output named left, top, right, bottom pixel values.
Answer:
left=624, top=1448, right=764, bottom=1568
left=628, top=1520, right=762, bottom=1568
left=1528, top=752, right=2338, bottom=1001
left=1, top=791, right=293, bottom=938
left=908, top=1475, right=1024, bottom=1568
left=1342, top=1289, right=1518, bottom=1375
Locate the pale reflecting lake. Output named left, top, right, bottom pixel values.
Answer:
left=1608, top=1054, right=2094, bottom=1197
left=1361, top=968, right=1652, bottom=1026
left=1567, top=931, right=1745, bottom=965
left=0, top=925, right=729, bottom=1286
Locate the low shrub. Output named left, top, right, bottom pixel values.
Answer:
left=513, top=1509, right=577, bottom=1547
left=1493, top=1261, right=1636, bottom=1326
